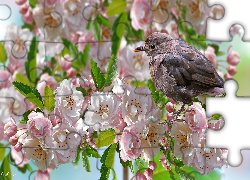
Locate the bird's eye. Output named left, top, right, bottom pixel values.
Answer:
left=150, top=44, right=155, bottom=49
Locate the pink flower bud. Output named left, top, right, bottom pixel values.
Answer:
left=131, top=172, right=147, bottom=180
left=9, top=135, right=18, bottom=146
left=168, top=98, right=176, bottom=104
left=144, top=169, right=153, bottom=180
left=227, top=45, right=240, bottom=66
left=67, top=67, right=76, bottom=78
left=14, top=143, right=22, bottom=152
left=224, top=73, right=232, bottom=80
left=69, top=33, right=80, bottom=44
left=230, top=24, right=244, bottom=38
left=22, top=9, right=33, bottom=24
left=19, top=4, right=28, bottom=15
left=166, top=102, right=174, bottom=112
left=34, top=170, right=50, bottom=180
left=148, top=161, right=157, bottom=171
left=167, top=112, right=173, bottom=120
left=228, top=65, right=237, bottom=76
left=60, top=55, right=72, bottom=71
left=88, top=75, right=94, bottom=88
left=15, top=0, right=27, bottom=5
left=4, top=117, right=17, bottom=137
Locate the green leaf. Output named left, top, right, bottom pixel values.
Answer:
left=61, top=38, right=78, bottom=61
left=107, top=0, right=127, bottom=16
left=44, top=86, right=55, bottom=112
left=26, top=36, right=38, bottom=85
left=19, top=108, right=43, bottom=124
left=72, top=146, right=81, bottom=168
left=21, top=23, right=35, bottom=32
left=97, top=14, right=112, bottom=27
left=82, top=150, right=91, bottom=172
left=93, top=20, right=102, bottom=41
left=0, top=43, right=6, bottom=63
left=0, top=144, right=5, bottom=162
left=0, top=155, right=11, bottom=180
left=96, top=131, right=116, bottom=148
left=212, top=114, right=222, bottom=120
left=82, top=43, right=90, bottom=65
left=104, top=55, right=118, bottom=87
left=76, top=86, right=89, bottom=97
left=86, top=146, right=101, bottom=158
left=12, top=81, right=44, bottom=110
left=90, top=59, right=105, bottom=90
left=100, top=144, right=115, bottom=180
left=105, top=143, right=116, bottom=168
left=15, top=73, right=30, bottom=86
left=111, top=12, right=127, bottom=56
left=29, top=0, right=38, bottom=8
left=86, top=16, right=92, bottom=30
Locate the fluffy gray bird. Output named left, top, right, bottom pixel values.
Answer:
left=133, top=32, right=225, bottom=118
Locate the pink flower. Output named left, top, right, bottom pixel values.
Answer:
left=185, top=102, right=207, bottom=132
left=67, top=67, right=76, bottom=78
left=37, top=73, right=58, bottom=96
left=27, top=112, right=53, bottom=139
left=59, top=55, right=72, bottom=71
left=34, top=170, right=50, bottom=180
left=130, top=0, right=153, bottom=30
left=144, top=168, right=153, bottom=180
left=15, top=0, right=27, bottom=5
left=131, top=172, right=147, bottom=180
left=4, top=117, right=17, bottom=137
left=228, top=65, right=237, bottom=76
left=227, top=45, right=240, bottom=66
left=166, top=102, right=174, bottom=112
left=9, top=135, right=18, bottom=146
left=19, top=4, right=28, bottom=15
left=11, top=146, right=29, bottom=167
left=230, top=24, right=244, bottom=38
left=69, top=32, right=79, bottom=44
left=148, top=161, right=157, bottom=171
left=119, top=126, right=142, bottom=162
left=167, top=112, right=173, bottom=120
left=204, top=46, right=217, bottom=68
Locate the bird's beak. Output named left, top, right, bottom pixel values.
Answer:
left=133, top=46, right=144, bottom=52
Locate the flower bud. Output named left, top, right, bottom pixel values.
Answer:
left=144, top=168, right=153, bottom=180
left=224, top=73, right=232, bottom=80
left=227, top=45, right=240, bottom=66
left=67, top=67, right=76, bottom=78
left=228, top=65, right=237, bottom=76
left=15, top=0, right=27, bottom=5
left=19, top=4, right=28, bottom=15
left=4, top=117, right=17, bottom=137
left=14, top=142, right=22, bottom=152
left=148, top=161, right=157, bottom=171
left=9, top=135, right=18, bottom=146
left=166, top=102, right=174, bottom=112
left=60, top=55, right=72, bottom=71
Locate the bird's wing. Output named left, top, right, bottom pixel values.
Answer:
left=160, top=52, right=221, bottom=87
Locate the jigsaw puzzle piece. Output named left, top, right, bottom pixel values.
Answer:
left=206, top=79, right=249, bottom=167
left=206, top=0, right=250, bottom=41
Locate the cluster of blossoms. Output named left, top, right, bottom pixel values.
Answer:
left=0, top=0, right=242, bottom=179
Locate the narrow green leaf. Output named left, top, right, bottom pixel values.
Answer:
left=61, top=38, right=78, bottom=61
left=93, top=20, right=101, bottom=41
left=104, top=55, right=118, bottom=87
left=29, top=0, right=38, bottom=8
left=76, top=86, right=89, bottom=97
left=0, top=43, right=6, bottom=63
left=107, top=0, right=127, bottom=16
left=21, top=24, right=35, bottom=31
left=82, top=150, right=91, bottom=172
left=0, top=155, right=11, bottom=180
left=111, top=12, right=127, bottom=56
left=96, top=131, right=116, bottom=148
left=44, top=86, right=55, bottom=112
left=15, top=73, right=30, bottom=86
left=86, top=16, right=92, bottom=30
left=100, top=144, right=113, bottom=180
left=12, top=81, right=44, bottom=110
left=29, top=59, right=36, bottom=84
left=82, top=43, right=90, bottom=65
left=97, top=14, right=112, bottom=27
left=0, top=144, right=5, bottom=162
left=72, top=146, right=81, bottom=168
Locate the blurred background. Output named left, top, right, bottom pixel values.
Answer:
left=1, top=0, right=250, bottom=179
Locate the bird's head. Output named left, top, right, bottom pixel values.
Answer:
left=133, top=32, right=173, bottom=56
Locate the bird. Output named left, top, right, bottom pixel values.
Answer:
left=133, top=32, right=225, bottom=121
